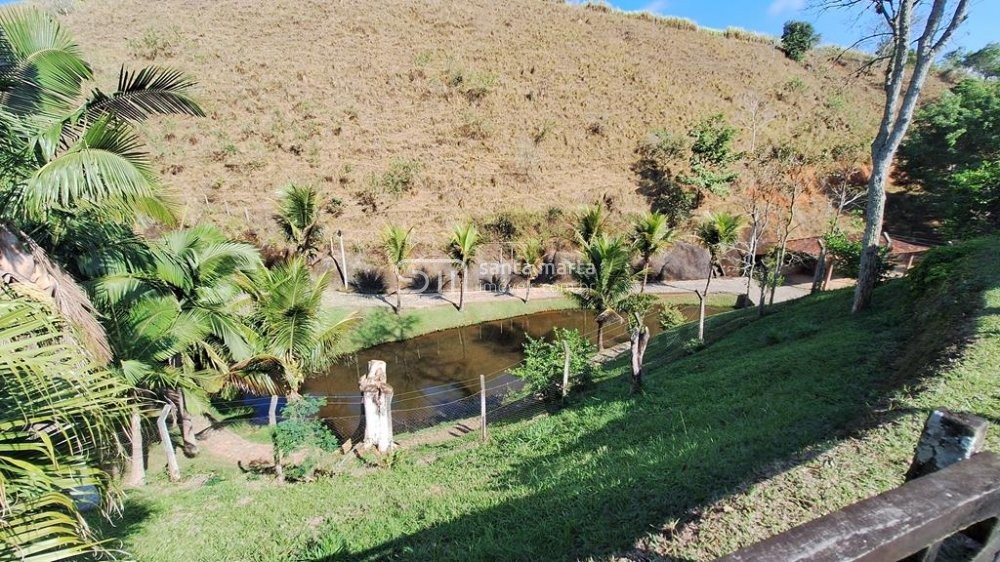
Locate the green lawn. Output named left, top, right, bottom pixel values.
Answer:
left=94, top=239, right=999, bottom=561
left=337, top=292, right=736, bottom=353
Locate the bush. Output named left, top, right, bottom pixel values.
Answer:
left=781, top=21, right=820, bottom=62
left=272, top=397, right=339, bottom=482
left=511, top=328, right=597, bottom=402
left=823, top=231, right=891, bottom=281
left=724, top=27, right=775, bottom=46
left=659, top=304, right=686, bottom=330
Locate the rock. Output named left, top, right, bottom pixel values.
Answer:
left=655, top=242, right=711, bottom=281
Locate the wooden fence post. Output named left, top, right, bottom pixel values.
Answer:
left=562, top=340, right=571, bottom=399
left=157, top=404, right=181, bottom=482
left=903, top=409, right=989, bottom=562
left=480, top=374, right=487, bottom=442
left=268, top=395, right=278, bottom=427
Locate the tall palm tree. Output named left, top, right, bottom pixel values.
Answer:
left=694, top=212, right=746, bottom=343
left=0, top=292, right=128, bottom=561
left=236, top=258, right=357, bottom=396
left=575, top=204, right=605, bottom=247
left=630, top=211, right=677, bottom=293
left=571, top=234, right=637, bottom=350
left=447, top=223, right=482, bottom=312
left=382, top=225, right=414, bottom=314
left=516, top=238, right=545, bottom=303
left=274, top=184, right=322, bottom=260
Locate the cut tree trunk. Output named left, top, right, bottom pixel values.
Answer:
left=697, top=273, right=712, bottom=343
left=629, top=313, right=650, bottom=392
left=164, top=388, right=198, bottom=458
left=156, top=404, right=181, bottom=482
left=126, top=407, right=145, bottom=487
left=360, top=360, right=395, bottom=453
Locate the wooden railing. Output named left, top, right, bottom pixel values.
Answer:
left=720, top=410, right=999, bottom=562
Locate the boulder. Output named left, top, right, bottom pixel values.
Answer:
left=655, top=242, right=711, bottom=281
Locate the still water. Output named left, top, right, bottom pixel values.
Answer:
left=301, top=304, right=722, bottom=437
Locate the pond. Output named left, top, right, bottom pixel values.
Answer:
left=299, top=303, right=727, bottom=438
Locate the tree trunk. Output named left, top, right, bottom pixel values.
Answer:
left=698, top=272, right=712, bottom=343
left=157, top=404, right=181, bottom=482
left=126, top=406, right=145, bottom=487
left=812, top=240, right=828, bottom=294
left=458, top=269, right=466, bottom=311
left=641, top=258, right=649, bottom=293
left=268, top=395, right=278, bottom=426
left=165, top=388, right=198, bottom=458
left=596, top=318, right=606, bottom=351
left=525, top=278, right=531, bottom=303
left=360, top=360, right=395, bottom=454
left=629, top=313, right=650, bottom=392
left=395, top=268, right=402, bottom=314
left=758, top=270, right=768, bottom=318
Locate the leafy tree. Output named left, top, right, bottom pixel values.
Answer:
left=516, top=238, right=545, bottom=303
left=382, top=225, right=414, bottom=314
left=962, top=42, right=1000, bottom=79
left=272, top=396, right=339, bottom=481
left=630, top=211, right=676, bottom=292
left=695, top=212, right=745, bottom=343
left=275, top=184, right=323, bottom=260
left=446, top=222, right=482, bottom=311
left=237, top=258, right=356, bottom=396
left=511, top=328, right=596, bottom=402
left=680, top=114, right=742, bottom=201
left=659, top=304, right=686, bottom=330
left=571, top=234, right=637, bottom=350
left=781, top=21, right=821, bottom=62
left=819, top=0, right=971, bottom=313
left=899, top=79, right=1000, bottom=237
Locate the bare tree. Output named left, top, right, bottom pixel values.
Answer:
left=738, top=91, right=772, bottom=155
left=820, top=0, right=970, bottom=312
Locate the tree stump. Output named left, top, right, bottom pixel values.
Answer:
left=360, top=360, right=395, bottom=453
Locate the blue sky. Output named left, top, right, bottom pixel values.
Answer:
left=595, top=0, right=997, bottom=53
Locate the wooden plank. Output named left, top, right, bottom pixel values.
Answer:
left=719, top=452, right=1000, bottom=562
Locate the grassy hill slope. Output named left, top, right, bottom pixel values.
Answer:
left=94, top=236, right=998, bottom=561
left=55, top=0, right=890, bottom=245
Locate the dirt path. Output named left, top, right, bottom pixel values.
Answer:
left=193, top=418, right=273, bottom=465
left=324, top=276, right=819, bottom=310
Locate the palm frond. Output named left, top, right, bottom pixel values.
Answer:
left=84, top=66, right=204, bottom=124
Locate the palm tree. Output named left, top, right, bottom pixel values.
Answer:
left=382, top=225, right=414, bottom=314
left=575, top=204, right=605, bottom=247
left=516, top=238, right=545, bottom=303
left=447, top=223, right=482, bottom=311
left=0, top=8, right=203, bottom=225
left=571, top=234, right=637, bottom=350
left=630, top=211, right=677, bottom=293
left=274, top=184, right=323, bottom=260
left=0, top=292, right=128, bottom=561
left=237, top=258, right=357, bottom=396
left=694, top=212, right=746, bottom=343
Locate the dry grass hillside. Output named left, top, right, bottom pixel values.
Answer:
left=55, top=0, right=892, bottom=249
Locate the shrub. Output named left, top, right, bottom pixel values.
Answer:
left=659, top=304, right=686, bottom=330
left=512, top=328, right=597, bottom=402
left=781, top=21, right=820, bottom=62
left=724, top=27, right=775, bottom=46
left=128, top=27, right=179, bottom=60
left=447, top=68, right=497, bottom=102
left=324, top=196, right=345, bottom=217
left=656, top=16, right=698, bottom=32
left=272, top=397, right=339, bottom=482
left=823, top=231, right=891, bottom=281
left=457, top=111, right=492, bottom=140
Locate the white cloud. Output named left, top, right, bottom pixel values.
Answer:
left=768, top=0, right=806, bottom=16
left=638, top=0, right=669, bottom=14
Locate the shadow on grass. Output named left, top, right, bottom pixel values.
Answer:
left=349, top=309, right=420, bottom=350
left=89, top=500, right=155, bottom=555
left=322, top=283, right=979, bottom=561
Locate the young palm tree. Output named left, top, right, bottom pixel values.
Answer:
left=447, top=223, right=482, bottom=311
left=571, top=234, right=637, bottom=350
left=516, top=238, right=545, bottom=303
left=274, top=183, right=323, bottom=260
left=382, top=225, right=414, bottom=314
left=694, top=212, right=746, bottom=343
left=630, top=211, right=677, bottom=293
left=237, top=258, right=357, bottom=396
left=575, top=204, right=605, bottom=247
left=0, top=293, right=128, bottom=562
